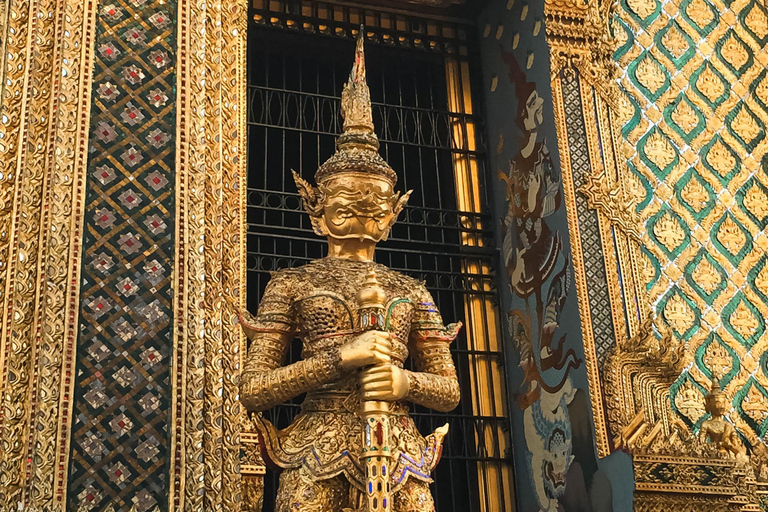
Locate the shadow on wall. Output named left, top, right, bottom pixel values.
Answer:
left=562, top=389, right=614, bottom=512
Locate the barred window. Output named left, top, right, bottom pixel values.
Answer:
left=246, top=2, right=515, bottom=510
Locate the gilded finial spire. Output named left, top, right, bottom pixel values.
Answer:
left=340, top=27, right=376, bottom=141
left=313, top=27, right=398, bottom=186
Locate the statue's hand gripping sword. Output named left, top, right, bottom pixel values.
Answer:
left=356, top=269, right=392, bottom=512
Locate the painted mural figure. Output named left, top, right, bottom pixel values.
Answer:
left=238, top=35, right=461, bottom=512
left=497, top=49, right=615, bottom=512
left=498, top=52, right=562, bottom=309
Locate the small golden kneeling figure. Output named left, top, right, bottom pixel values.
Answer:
left=240, top=33, right=461, bottom=512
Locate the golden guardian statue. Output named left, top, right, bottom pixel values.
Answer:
left=239, top=32, right=462, bottom=512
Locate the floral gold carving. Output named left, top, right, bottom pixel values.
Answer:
left=685, top=0, right=715, bottom=29
left=727, top=301, right=759, bottom=340
left=757, top=79, right=768, bottom=106
left=745, top=7, right=768, bottom=40
left=627, top=171, right=648, bottom=206
left=742, top=185, right=768, bottom=221
left=741, top=385, right=768, bottom=425
left=663, top=293, right=695, bottom=334
left=644, top=130, right=677, bottom=170
left=705, top=140, right=737, bottom=178
left=680, top=177, right=710, bottom=213
left=661, top=26, right=690, bottom=60
left=702, top=343, right=732, bottom=379
left=654, top=211, right=687, bottom=252
left=715, top=216, right=747, bottom=255
left=674, top=381, right=706, bottom=423
left=627, top=0, right=657, bottom=20
left=640, top=249, right=658, bottom=287
left=696, top=66, right=727, bottom=104
left=753, top=265, right=768, bottom=297
left=692, top=258, right=723, bottom=296
left=720, top=33, right=750, bottom=71
left=671, top=98, right=700, bottom=134
left=731, top=108, right=761, bottom=145
left=636, top=56, right=667, bottom=95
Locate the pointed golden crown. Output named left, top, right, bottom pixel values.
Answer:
left=314, top=28, right=398, bottom=186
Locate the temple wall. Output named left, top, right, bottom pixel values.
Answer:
left=1, top=0, right=766, bottom=509
left=614, top=0, right=768, bottom=446
left=476, top=1, right=635, bottom=510
left=0, top=0, right=248, bottom=509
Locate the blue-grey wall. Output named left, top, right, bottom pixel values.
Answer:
left=476, top=1, right=634, bottom=510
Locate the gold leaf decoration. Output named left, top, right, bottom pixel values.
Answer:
left=685, top=0, right=715, bottom=29
left=626, top=171, right=646, bottom=205
left=627, top=0, right=657, bottom=19
left=743, top=185, right=768, bottom=221
left=692, top=256, right=722, bottom=295
left=654, top=211, right=686, bottom=251
left=640, top=249, right=656, bottom=287
left=674, top=380, right=706, bottom=422
left=680, top=176, right=710, bottom=212
left=720, top=32, right=750, bottom=71
left=745, top=6, right=768, bottom=40
left=612, top=18, right=629, bottom=47
left=695, top=65, right=726, bottom=104
left=671, top=97, right=700, bottom=134
left=664, top=293, right=695, bottom=334
left=729, top=300, right=760, bottom=339
left=644, top=130, right=676, bottom=169
left=636, top=56, right=667, bottom=95
left=731, top=107, right=761, bottom=145
left=756, top=78, right=768, bottom=108
left=742, top=385, right=768, bottom=425
left=616, top=94, right=635, bottom=127
left=754, top=265, right=768, bottom=298
left=705, top=139, right=737, bottom=177
left=661, top=24, right=690, bottom=60
left=702, top=341, right=731, bottom=380
left=716, top=215, right=747, bottom=255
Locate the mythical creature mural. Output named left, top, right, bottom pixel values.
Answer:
left=488, top=25, right=616, bottom=508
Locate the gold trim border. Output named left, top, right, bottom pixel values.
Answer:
left=550, top=71, right=611, bottom=458
left=0, top=0, right=97, bottom=507
left=171, top=0, right=248, bottom=508
left=545, top=1, right=647, bottom=459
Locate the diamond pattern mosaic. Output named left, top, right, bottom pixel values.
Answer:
left=67, top=0, right=176, bottom=509
left=614, top=0, right=768, bottom=443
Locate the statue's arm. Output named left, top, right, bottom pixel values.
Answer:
left=240, top=274, right=343, bottom=412
left=241, top=331, right=343, bottom=411
left=405, top=289, right=461, bottom=412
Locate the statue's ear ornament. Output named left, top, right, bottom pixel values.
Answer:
left=292, top=170, right=323, bottom=217
left=393, top=189, right=412, bottom=216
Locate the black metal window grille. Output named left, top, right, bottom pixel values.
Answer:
left=247, top=4, right=514, bottom=511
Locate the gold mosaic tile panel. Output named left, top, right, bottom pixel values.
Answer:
left=614, top=0, right=768, bottom=443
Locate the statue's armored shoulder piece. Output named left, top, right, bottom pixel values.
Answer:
left=240, top=268, right=303, bottom=337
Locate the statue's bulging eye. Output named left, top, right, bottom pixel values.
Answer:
left=335, top=207, right=353, bottom=219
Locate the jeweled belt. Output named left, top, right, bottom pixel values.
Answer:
left=301, top=391, right=409, bottom=416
